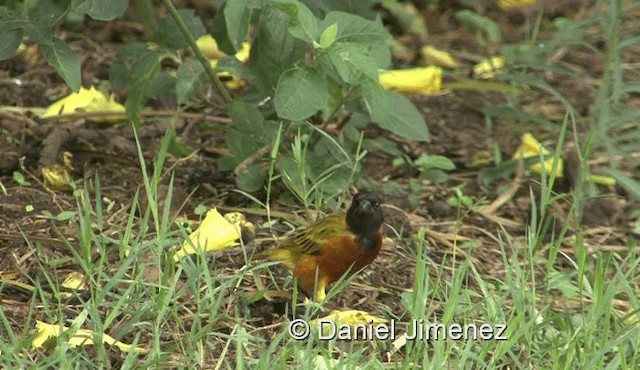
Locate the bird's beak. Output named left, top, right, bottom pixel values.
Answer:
left=359, top=199, right=373, bottom=212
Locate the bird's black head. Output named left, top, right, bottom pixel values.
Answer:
left=346, top=192, right=384, bottom=250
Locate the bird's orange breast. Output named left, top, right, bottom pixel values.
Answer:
left=292, top=230, right=382, bottom=294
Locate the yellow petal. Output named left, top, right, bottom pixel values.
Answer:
left=512, top=133, right=563, bottom=177
left=496, top=0, right=537, bottom=10
left=419, top=45, right=460, bottom=69
left=41, top=166, right=72, bottom=191
left=379, top=66, right=442, bottom=95
left=209, top=60, right=246, bottom=90
left=473, top=57, right=505, bottom=79
left=32, top=321, right=146, bottom=353
left=588, top=174, right=616, bottom=186
left=310, top=310, right=388, bottom=329
left=42, top=86, right=125, bottom=124
left=196, top=35, right=226, bottom=59
left=234, top=42, right=251, bottom=63
left=62, top=271, right=87, bottom=290
left=174, top=208, right=243, bottom=261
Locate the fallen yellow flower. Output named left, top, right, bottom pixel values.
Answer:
left=420, top=45, right=460, bottom=69
left=379, top=66, right=442, bottom=95
left=496, top=0, right=537, bottom=10
left=512, top=133, right=563, bottom=177
left=174, top=208, right=249, bottom=261
left=62, top=271, right=87, bottom=290
left=42, top=86, right=125, bottom=124
left=41, top=151, right=74, bottom=191
left=32, top=321, right=146, bottom=353
left=310, top=309, right=388, bottom=332
left=473, top=57, right=505, bottom=79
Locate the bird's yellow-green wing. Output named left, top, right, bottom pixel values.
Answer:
left=278, top=213, right=348, bottom=256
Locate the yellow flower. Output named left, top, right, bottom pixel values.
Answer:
left=42, top=86, right=125, bottom=123
left=174, top=209, right=251, bottom=261
left=379, top=66, right=442, bottom=95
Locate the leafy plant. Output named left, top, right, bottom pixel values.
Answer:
left=0, top=0, right=431, bottom=202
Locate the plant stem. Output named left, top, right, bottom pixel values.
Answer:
left=161, top=0, right=233, bottom=103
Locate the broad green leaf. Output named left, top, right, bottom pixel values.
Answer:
left=0, top=7, right=26, bottom=59
left=414, top=155, right=456, bottom=170
left=317, top=23, right=338, bottom=49
left=176, top=58, right=207, bottom=105
left=40, top=38, right=81, bottom=91
left=218, top=129, right=262, bottom=170
left=228, top=100, right=265, bottom=132
left=249, top=6, right=306, bottom=91
left=236, top=163, right=267, bottom=192
left=146, top=72, right=177, bottom=98
left=0, top=28, right=22, bottom=60
left=320, top=11, right=391, bottom=68
left=375, top=91, right=429, bottom=141
left=359, top=79, right=390, bottom=122
left=273, top=0, right=319, bottom=43
left=224, top=0, right=250, bottom=50
left=422, top=169, right=449, bottom=183
left=275, top=67, right=327, bottom=121
left=0, top=7, right=26, bottom=34
left=71, top=0, right=128, bottom=21
left=320, top=11, right=389, bottom=44
left=125, top=52, right=161, bottom=126
left=109, top=43, right=149, bottom=88
left=155, top=9, right=206, bottom=50
left=303, top=0, right=377, bottom=20
left=327, top=42, right=378, bottom=84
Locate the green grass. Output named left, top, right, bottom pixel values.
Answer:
left=2, top=1, right=640, bottom=369
left=1, top=124, right=638, bottom=368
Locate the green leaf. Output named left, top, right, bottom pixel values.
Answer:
left=224, top=0, right=251, bottom=50
left=275, top=67, right=327, bottom=121
left=454, top=10, right=502, bottom=43
left=175, top=58, right=206, bottom=105
left=305, top=0, right=377, bottom=19
left=375, top=91, right=429, bottom=141
left=272, top=0, right=319, bottom=43
left=317, top=23, right=338, bottom=49
left=327, top=42, right=378, bottom=84
left=236, top=163, right=267, bottom=192
left=12, top=171, right=30, bottom=187
left=125, top=52, right=161, bottom=126
left=0, top=7, right=25, bottom=59
left=414, top=155, right=456, bottom=171
left=109, top=43, right=149, bottom=88
left=146, top=72, right=177, bottom=98
left=71, top=0, right=128, bottom=21
left=359, top=79, right=390, bottom=121
left=0, top=28, right=22, bottom=60
left=320, top=11, right=389, bottom=44
left=320, top=11, right=391, bottom=68
left=154, top=9, right=206, bottom=50
left=218, top=129, right=262, bottom=170
left=228, top=100, right=265, bottom=132
left=249, top=6, right=306, bottom=91
left=421, top=169, right=449, bottom=183
left=40, top=38, right=81, bottom=91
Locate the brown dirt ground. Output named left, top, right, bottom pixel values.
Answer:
left=0, top=0, right=638, bottom=366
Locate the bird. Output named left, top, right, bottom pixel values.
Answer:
left=260, top=192, right=384, bottom=302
